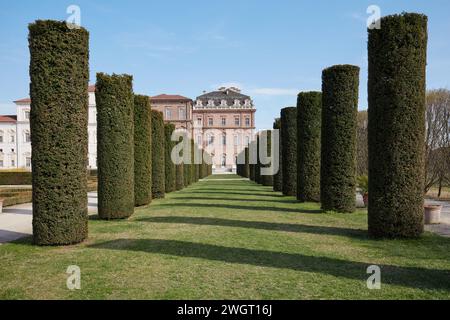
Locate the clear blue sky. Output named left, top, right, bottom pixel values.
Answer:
left=1, top=0, right=449, bottom=130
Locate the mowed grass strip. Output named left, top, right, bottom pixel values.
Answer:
left=0, top=174, right=449, bottom=299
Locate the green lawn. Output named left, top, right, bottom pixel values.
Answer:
left=1, top=174, right=449, bottom=299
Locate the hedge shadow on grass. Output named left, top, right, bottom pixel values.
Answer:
left=136, top=216, right=365, bottom=239
left=90, top=238, right=450, bottom=291
left=157, top=202, right=323, bottom=214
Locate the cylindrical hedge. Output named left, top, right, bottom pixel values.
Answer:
left=281, top=107, right=297, bottom=196
left=29, top=20, right=89, bottom=245
left=255, top=134, right=262, bottom=184
left=249, top=141, right=256, bottom=181
left=272, top=118, right=282, bottom=192
left=175, top=133, right=184, bottom=190
left=297, top=92, right=322, bottom=202
left=368, top=13, right=427, bottom=238
left=183, top=134, right=191, bottom=186
left=191, top=139, right=196, bottom=183
left=96, top=73, right=135, bottom=219
left=243, top=147, right=250, bottom=178
left=164, top=123, right=176, bottom=193
left=134, top=95, right=152, bottom=206
left=261, top=130, right=274, bottom=186
left=321, top=65, right=359, bottom=212
left=151, top=110, right=165, bottom=198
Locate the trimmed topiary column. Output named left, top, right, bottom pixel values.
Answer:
left=321, top=65, right=359, bottom=212
left=29, top=20, right=89, bottom=245
left=243, top=147, right=250, bottom=178
left=255, top=134, right=261, bottom=184
left=134, top=95, right=152, bottom=206
left=249, top=141, right=256, bottom=181
left=151, top=110, right=165, bottom=198
left=368, top=13, right=427, bottom=238
left=164, top=123, right=176, bottom=193
left=281, top=107, right=297, bottom=196
left=190, top=139, right=196, bottom=183
left=272, top=118, right=282, bottom=192
left=183, top=133, right=191, bottom=186
left=297, top=92, right=322, bottom=202
left=175, top=133, right=184, bottom=190
left=96, top=73, right=135, bottom=219
left=261, top=130, right=274, bottom=186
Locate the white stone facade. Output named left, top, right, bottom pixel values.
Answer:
left=0, top=89, right=97, bottom=170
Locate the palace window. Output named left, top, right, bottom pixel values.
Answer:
left=11, top=159, right=15, bottom=167
left=207, top=134, right=214, bottom=145
left=221, top=154, right=226, bottom=167
left=24, top=131, right=31, bottom=143
left=221, top=117, right=226, bottom=126
left=234, top=117, right=240, bottom=126
left=179, top=108, right=186, bottom=120
left=222, top=135, right=226, bottom=146
left=208, top=118, right=213, bottom=126
left=25, top=111, right=30, bottom=120
left=197, top=135, right=202, bottom=145
left=197, top=117, right=202, bottom=126
left=245, top=136, right=250, bottom=145
left=10, top=135, right=14, bottom=143
left=245, top=117, right=250, bottom=126
left=26, top=157, right=31, bottom=168
left=234, top=135, right=240, bottom=146
left=165, top=108, right=172, bottom=120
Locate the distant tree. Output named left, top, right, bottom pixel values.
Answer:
left=425, top=89, right=450, bottom=196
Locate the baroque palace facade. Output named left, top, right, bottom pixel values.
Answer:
left=0, top=86, right=255, bottom=171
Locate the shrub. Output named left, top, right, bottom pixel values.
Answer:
left=255, top=134, right=261, bottom=184
left=261, top=130, right=274, bottom=186
left=191, top=139, right=196, bottom=183
left=281, top=107, right=297, bottom=196
left=164, top=123, right=176, bottom=193
left=297, top=91, right=322, bottom=202
left=183, top=133, right=191, bottom=186
left=272, top=118, right=282, bottom=192
left=175, top=133, right=184, bottom=190
left=29, top=20, right=89, bottom=245
left=243, top=147, right=250, bottom=178
left=249, top=141, right=256, bottom=181
left=321, top=65, right=359, bottom=212
left=96, top=73, right=135, bottom=219
left=134, top=95, right=152, bottom=206
left=151, top=110, right=165, bottom=198
left=0, top=172, right=32, bottom=185
left=368, top=13, right=427, bottom=238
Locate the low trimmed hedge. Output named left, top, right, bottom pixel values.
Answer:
left=0, top=172, right=32, bottom=185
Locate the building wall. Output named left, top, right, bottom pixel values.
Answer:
left=151, top=101, right=193, bottom=134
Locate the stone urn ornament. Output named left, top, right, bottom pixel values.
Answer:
left=424, top=205, right=442, bottom=224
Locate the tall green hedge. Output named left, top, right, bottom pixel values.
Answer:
left=151, top=110, right=165, bottom=198
left=261, top=130, right=274, bottom=186
left=297, top=92, right=322, bottom=202
left=29, top=20, right=89, bottom=245
left=321, top=65, right=359, bottom=212
left=134, top=95, right=152, bottom=206
left=272, top=118, right=282, bottom=192
left=96, top=73, right=135, bottom=219
left=175, top=133, right=184, bottom=190
left=191, top=139, right=196, bottom=183
left=280, top=107, right=297, bottom=196
left=249, top=141, right=256, bottom=181
left=368, top=13, right=427, bottom=238
left=243, top=147, right=250, bottom=178
left=255, top=134, right=262, bottom=184
left=183, top=133, right=191, bottom=186
left=164, top=123, right=176, bottom=193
